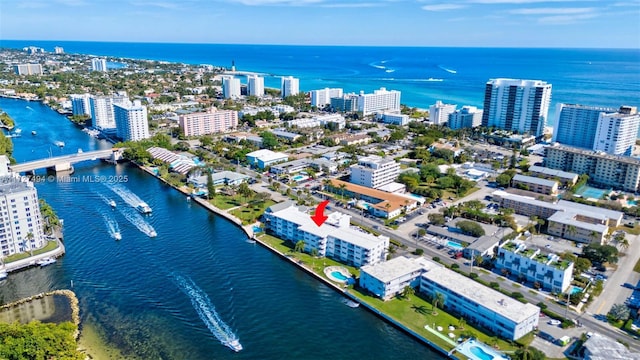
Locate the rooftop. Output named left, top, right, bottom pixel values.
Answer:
left=547, top=211, right=608, bottom=233
left=360, top=256, right=437, bottom=283
left=547, top=143, right=640, bottom=166
left=421, top=266, right=540, bottom=323
left=246, top=149, right=289, bottom=162
left=512, top=174, right=558, bottom=188
left=583, top=333, right=640, bottom=360
left=329, top=179, right=418, bottom=213
left=528, top=165, right=579, bottom=181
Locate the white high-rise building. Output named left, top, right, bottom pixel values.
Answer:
left=482, top=78, right=552, bottom=137
left=114, top=100, right=150, bottom=141
left=90, top=93, right=129, bottom=132
left=448, top=106, right=483, bottom=130
left=13, top=64, right=43, bottom=75
left=281, top=76, right=299, bottom=97
left=179, top=108, right=239, bottom=136
left=552, top=104, right=616, bottom=149
left=247, top=75, right=264, bottom=97
left=593, top=106, right=640, bottom=156
left=70, top=94, right=92, bottom=117
left=222, top=76, right=241, bottom=99
left=429, top=101, right=457, bottom=126
left=91, top=58, right=107, bottom=72
left=310, top=88, right=343, bottom=108
left=0, top=156, right=46, bottom=259
left=356, top=88, right=401, bottom=116
left=54, top=46, right=64, bottom=54
left=349, top=155, right=400, bottom=189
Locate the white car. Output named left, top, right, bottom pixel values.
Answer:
left=548, top=320, right=561, bottom=326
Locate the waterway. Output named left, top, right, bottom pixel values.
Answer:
left=0, top=97, right=442, bottom=359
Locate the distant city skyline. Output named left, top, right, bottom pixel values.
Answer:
left=1, top=0, right=639, bottom=48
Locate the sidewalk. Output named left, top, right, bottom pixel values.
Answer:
left=2, top=238, right=65, bottom=273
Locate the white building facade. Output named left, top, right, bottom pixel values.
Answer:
left=281, top=76, right=300, bottom=97
left=360, top=256, right=433, bottom=300
left=222, top=76, right=241, bottom=99
left=310, top=88, right=343, bottom=107
left=429, top=101, right=457, bottom=126
left=553, top=104, right=615, bottom=150
left=481, top=78, right=552, bottom=137
left=114, top=100, right=150, bottom=141
left=70, top=94, right=92, bottom=116
left=593, top=106, right=640, bottom=156
left=247, top=75, right=265, bottom=97
left=356, top=88, right=401, bottom=116
left=90, top=93, right=129, bottom=132
left=350, top=155, right=400, bottom=189
left=448, top=106, right=483, bottom=130
left=13, top=64, right=43, bottom=75
left=178, top=108, right=239, bottom=136
left=91, top=58, right=107, bottom=72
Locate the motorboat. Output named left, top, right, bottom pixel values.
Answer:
left=136, top=202, right=152, bottom=214
left=225, top=339, right=243, bottom=352
left=149, top=230, right=157, bottom=238
left=14, top=128, right=22, bottom=134
left=109, top=200, right=117, bottom=208
left=37, top=257, right=57, bottom=267
left=114, top=232, right=122, bottom=240
left=341, top=298, right=360, bottom=308
left=0, top=270, right=7, bottom=280
left=31, top=130, right=37, bottom=135
left=54, top=141, right=65, bottom=148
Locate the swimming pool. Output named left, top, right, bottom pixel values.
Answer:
left=324, top=266, right=351, bottom=283
left=331, top=271, right=348, bottom=281
left=252, top=226, right=263, bottom=233
left=570, top=286, right=583, bottom=295
left=576, top=185, right=609, bottom=200
left=456, top=339, right=508, bottom=360
left=628, top=200, right=637, bottom=206
left=447, top=241, right=465, bottom=250
left=292, top=174, right=309, bottom=182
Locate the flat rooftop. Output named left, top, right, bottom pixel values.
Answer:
left=512, top=174, right=558, bottom=187
left=422, top=266, right=540, bottom=324
left=360, top=256, right=434, bottom=283
left=528, top=165, right=578, bottom=181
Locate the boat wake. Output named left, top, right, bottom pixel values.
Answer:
left=438, top=65, right=457, bottom=74
left=117, top=206, right=156, bottom=238
left=102, top=214, right=121, bottom=240
left=106, top=183, right=148, bottom=210
left=174, top=275, right=242, bottom=352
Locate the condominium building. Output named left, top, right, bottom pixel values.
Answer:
left=222, top=76, right=241, bottom=99
left=13, top=64, right=43, bottom=75
left=350, top=155, right=400, bottom=189
left=90, top=93, right=129, bottom=132
left=286, top=114, right=346, bottom=130
left=356, top=88, right=401, bottom=116
left=178, top=108, right=239, bottom=136
left=419, top=265, right=540, bottom=340
left=376, top=112, right=411, bottom=126
left=553, top=104, right=616, bottom=150
left=91, top=58, right=107, bottom=72
left=429, top=101, right=456, bottom=126
left=114, top=100, right=150, bottom=141
left=544, top=144, right=640, bottom=192
left=448, top=106, right=483, bottom=130
left=527, top=166, right=579, bottom=187
left=496, top=240, right=574, bottom=293
left=246, top=149, right=289, bottom=169
left=70, top=93, right=91, bottom=117
left=481, top=78, right=552, bottom=137
left=247, top=75, right=264, bottom=97
left=310, top=88, right=343, bottom=108
left=360, top=256, right=436, bottom=300
left=330, top=95, right=358, bottom=112
left=327, top=179, right=420, bottom=219
left=547, top=210, right=608, bottom=244
left=0, top=156, right=46, bottom=259
left=511, top=174, right=559, bottom=195
left=264, top=202, right=389, bottom=267
left=593, top=106, right=640, bottom=156
left=281, top=76, right=299, bottom=97
left=54, top=46, right=64, bottom=54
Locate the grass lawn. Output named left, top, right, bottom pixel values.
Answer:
left=512, top=283, right=521, bottom=288
left=230, top=200, right=276, bottom=225
left=210, top=194, right=241, bottom=210
left=634, top=258, right=640, bottom=273
left=615, top=224, right=640, bottom=235
left=4, top=241, right=59, bottom=263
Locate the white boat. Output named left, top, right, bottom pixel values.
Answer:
left=114, top=232, right=122, bottom=240
left=78, top=148, right=83, bottom=153
left=225, top=339, right=243, bottom=352
left=37, top=257, right=57, bottom=267
left=136, top=202, right=152, bottom=214
left=31, top=130, right=37, bottom=135
left=14, top=128, right=22, bottom=134
left=109, top=200, right=117, bottom=208
left=341, top=298, right=360, bottom=308
left=0, top=270, right=7, bottom=280
left=246, top=239, right=256, bottom=244
left=149, top=230, right=157, bottom=238
left=54, top=141, right=65, bottom=147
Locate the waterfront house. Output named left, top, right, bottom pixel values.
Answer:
left=246, top=149, right=289, bottom=170
left=359, top=256, right=436, bottom=300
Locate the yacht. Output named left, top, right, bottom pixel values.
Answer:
left=109, top=200, right=117, bottom=208
left=0, top=270, right=7, bottom=280
left=225, top=339, right=243, bottom=352
left=37, top=257, right=57, bottom=267
left=14, top=128, right=22, bottom=134
left=149, top=230, right=157, bottom=238
left=114, top=232, right=122, bottom=240
left=54, top=141, right=65, bottom=148
left=31, top=130, right=37, bottom=135
left=136, top=202, right=152, bottom=214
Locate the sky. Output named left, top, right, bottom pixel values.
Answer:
left=1, top=0, right=639, bottom=48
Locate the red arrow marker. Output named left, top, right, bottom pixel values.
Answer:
left=311, top=200, right=330, bottom=227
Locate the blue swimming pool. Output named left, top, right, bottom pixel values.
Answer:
left=447, top=241, right=465, bottom=250
left=456, top=339, right=507, bottom=360
left=331, top=271, right=348, bottom=281
left=570, top=286, right=583, bottom=295
left=252, top=226, right=263, bottom=233
left=292, top=174, right=309, bottom=182
left=628, top=200, right=637, bottom=206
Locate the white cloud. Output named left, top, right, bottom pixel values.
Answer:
left=538, top=13, right=598, bottom=24
left=228, top=0, right=323, bottom=5
left=130, top=1, right=181, bottom=8
left=321, top=2, right=381, bottom=8
left=509, top=7, right=594, bottom=14
left=468, top=0, right=591, bottom=3
left=422, top=3, right=467, bottom=11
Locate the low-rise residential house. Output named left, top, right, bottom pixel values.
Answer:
left=528, top=165, right=579, bottom=187
left=188, top=171, right=250, bottom=188
left=359, top=256, right=436, bottom=300
left=246, top=149, right=289, bottom=169
left=327, top=179, right=421, bottom=219
left=511, top=174, right=559, bottom=195
left=496, top=240, right=574, bottom=293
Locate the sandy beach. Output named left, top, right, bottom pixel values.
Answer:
left=77, top=320, right=124, bottom=360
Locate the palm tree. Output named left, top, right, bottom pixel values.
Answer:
left=401, top=285, right=415, bottom=299
left=237, top=182, right=252, bottom=205
left=457, top=317, right=466, bottom=329
left=25, top=232, right=34, bottom=257
left=338, top=183, right=347, bottom=200
left=384, top=203, right=392, bottom=218
left=619, top=237, right=630, bottom=250
left=432, top=292, right=445, bottom=315
left=294, top=240, right=306, bottom=253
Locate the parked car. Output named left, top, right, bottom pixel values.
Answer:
left=548, top=320, right=561, bottom=326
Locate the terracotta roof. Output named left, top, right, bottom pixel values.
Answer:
left=329, top=179, right=417, bottom=213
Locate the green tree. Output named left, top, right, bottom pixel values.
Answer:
left=0, top=321, right=84, bottom=360
left=432, top=292, right=445, bottom=315
left=582, top=243, right=619, bottom=264
left=206, top=170, right=215, bottom=200
left=513, top=346, right=546, bottom=360
left=294, top=240, right=306, bottom=253
left=428, top=213, right=446, bottom=226
left=401, top=285, right=415, bottom=299
left=259, top=131, right=279, bottom=150
left=237, top=182, right=253, bottom=204
left=456, top=220, right=485, bottom=237
left=574, top=258, right=592, bottom=274
left=25, top=232, right=34, bottom=257
left=608, top=304, right=630, bottom=322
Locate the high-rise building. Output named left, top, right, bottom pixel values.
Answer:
left=593, top=106, right=640, bottom=156
left=330, top=95, right=358, bottom=112
left=91, top=58, right=107, bottom=72
left=350, top=155, right=400, bottom=189
left=448, top=106, right=483, bottom=130
left=553, top=104, right=616, bottom=150
left=13, top=64, right=43, bottom=75
left=310, top=88, right=343, bottom=108
left=222, top=76, right=241, bottom=99
left=0, top=156, right=46, bottom=259
left=90, top=93, right=129, bottom=132
left=179, top=108, right=239, bottom=136
left=70, top=94, right=92, bottom=117
left=54, top=47, right=64, bottom=54
left=114, top=100, right=150, bottom=141
left=356, top=88, right=401, bottom=116
left=246, top=75, right=264, bottom=97
left=429, top=100, right=457, bottom=126
left=281, top=76, right=299, bottom=97
left=481, top=78, right=552, bottom=137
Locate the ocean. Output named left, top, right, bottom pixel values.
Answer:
left=1, top=40, right=639, bottom=125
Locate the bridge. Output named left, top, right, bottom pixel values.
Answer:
left=10, top=149, right=123, bottom=173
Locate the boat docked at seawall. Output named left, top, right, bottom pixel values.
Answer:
left=37, top=257, right=57, bottom=267
left=341, top=298, right=360, bottom=308
left=225, top=339, right=243, bottom=352
left=0, top=270, right=7, bottom=280
left=136, top=202, right=152, bottom=214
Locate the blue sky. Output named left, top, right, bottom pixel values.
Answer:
left=1, top=0, right=639, bottom=48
